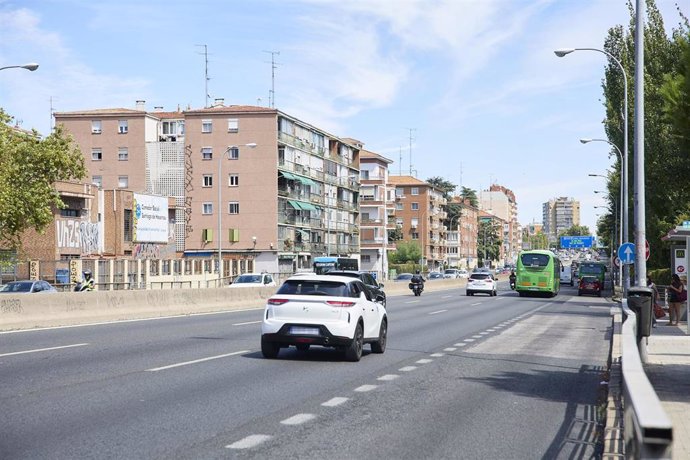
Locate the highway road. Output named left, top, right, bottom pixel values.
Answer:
left=1, top=281, right=613, bottom=459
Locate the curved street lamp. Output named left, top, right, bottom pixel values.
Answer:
left=556, top=46, right=629, bottom=292
left=0, top=63, right=39, bottom=72
left=581, top=137, right=627, bottom=292
left=218, top=143, right=257, bottom=284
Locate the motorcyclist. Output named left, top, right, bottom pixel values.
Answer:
left=78, top=270, right=95, bottom=292
left=509, top=270, right=516, bottom=289
left=411, top=270, right=425, bottom=285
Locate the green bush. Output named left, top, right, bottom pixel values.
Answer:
left=648, top=268, right=672, bottom=285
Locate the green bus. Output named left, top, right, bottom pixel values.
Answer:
left=516, top=250, right=561, bottom=297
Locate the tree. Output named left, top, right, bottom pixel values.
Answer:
left=389, top=240, right=422, bottom=264
left=425, top=176, right=456, bottom=199
left=477, top=219, right=501, bottom=266
left=387, top=226, right=403, bottom=242
left=459, top=186, right=478, bottom=208
left=601, top=0, right=689, bottom=268
left=558, top=225, right=592, bottom=237
left=0, top=109, right=86, bottom=252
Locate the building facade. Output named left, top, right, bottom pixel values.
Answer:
left=446, top=197, right=479, bottom=270
left=542, top=197, right=581, bottom=243
left=479, top=184, right=520, bottom=265
left=388, top=176, right=448, bottom=271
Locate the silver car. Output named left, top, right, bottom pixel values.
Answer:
left=0, top=280, right=58, bottom=294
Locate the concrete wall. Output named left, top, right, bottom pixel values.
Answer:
left=0, top=278, right=474, bottom=331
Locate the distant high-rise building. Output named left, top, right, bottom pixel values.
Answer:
left=479, top=184, right=520, bottom=264
left=542, top=197, right=580, bottom=242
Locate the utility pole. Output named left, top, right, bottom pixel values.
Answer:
left=263, top=50, right=280, bottom=108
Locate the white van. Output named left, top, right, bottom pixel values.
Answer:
left=560, top=265, right=573, bottom=286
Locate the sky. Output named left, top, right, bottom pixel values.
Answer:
left=1, top=0, right=687, bottom=237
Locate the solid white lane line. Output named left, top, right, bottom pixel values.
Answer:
left=416, top=358, right=433, bottom=364
left=470, top=303, right=482, bottom=306
left=322, top=397, right=349, bottom=407
left=354, top=384, right=378, bottom=392
left=444, top=347, right=457, bottom=352
left=0, top=343, right=88, bottom=357
left=378, top=374, right=399, bottom=381
left=146, top=350, right=248, bottom=372
left=232, top=320, right=261, bottom=326
left=399, top=366, right=417, bottom=372
left=430, top=353, right=444, bottom=357
left=429, top=309, right=447, bottom=315
left=281, top=413, right=316, bottom=425
left=226, top=435, right=272, bottom=449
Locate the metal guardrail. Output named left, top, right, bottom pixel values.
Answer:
left=620, top=300, right=673, bottom=458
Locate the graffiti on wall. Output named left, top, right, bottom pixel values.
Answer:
left=56, top=220, right=99, bottom=254
left=133, top=242, right=177, bottom=259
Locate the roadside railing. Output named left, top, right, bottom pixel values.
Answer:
left=620, top=301, right=673, bottom=458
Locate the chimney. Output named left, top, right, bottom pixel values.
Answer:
left=135, top=100, right=146, bottom=111
left=213, top=98, right=224, bottom=107
left=154, top=106, right=163, bottom=112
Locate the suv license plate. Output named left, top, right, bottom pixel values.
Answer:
left=290, top=326, right=319, bottom=335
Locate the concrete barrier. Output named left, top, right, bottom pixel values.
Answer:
left=0, top=277, right=475, bottom=331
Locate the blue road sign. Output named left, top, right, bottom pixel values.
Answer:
left=618, top=243, right=635, bottom=265
left=560, top=236, right=594, bottom=248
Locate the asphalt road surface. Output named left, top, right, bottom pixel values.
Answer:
left=1, top=281, right=613, bottom=459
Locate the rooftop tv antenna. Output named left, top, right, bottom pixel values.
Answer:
left=263, top=50, right=281, bottom=108
left=196, top=44, right=211, bottom=108
left=406, top=128, right=416, bottom=176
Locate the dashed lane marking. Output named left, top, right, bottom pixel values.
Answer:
left=464, top=339, right=476, bottom=342
left=444, top=347, right=457, bottom=352
left=455, top=343, right=468, bottom=347
left=0, top=343, right=88, bottom=357
left=281, top=413, right=316, bottom=425
left=146, top=350, right=248, bottom=372
left=377, top=374, right=399, bottom=381
left=479, top=332, right=489, bottom=335
left=226, top=435, right=272, bottom=449
left=354, top=384, right=378, bottom=392
left=442, top=295, right=453, bottom=298
left=429, top=309, right=447, bottom=315
left=405, top=300, right=421, bottom=304
left=399, top=366, right=417, bottom=372
left=322, top=397, right=349, bottom=407
left=416, top=358, right=433, bottom=364
left=470, top=302, right=482, bottom=306
left=232, top=320, right=261, bottom=326
left=430, top=353, right=444, bottom=357
left=472, top=335, right=482, bottom=339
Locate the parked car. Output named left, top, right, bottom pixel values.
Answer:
left=578, top=276, right=602, bottom=297
left=458, top=269, right=469, bottom=278
left=0, top=280, right=58, bottom=294
left=394, top=273, right=414, bottom=281
left=323, top=270, right=386, bottom=307
left=466, top=272, right=497, bottom=296
left=260, top=274, right=388, bottom=361
left=428, top=272, right=444, bottom=280
left=228, top=273, right=276, bottom=288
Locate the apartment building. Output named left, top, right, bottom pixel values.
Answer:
left=542, top=197, right=580, bottom=243
left=478, top=210, right=507, bottom=267
left=357, top=147, right=396, bottom=280
left=56, top=100, right=361, bottom=277
left=446, top=197, right=479, bottom=270
left=388, top=176, right=447, bottom=271
left=479, top=184, right=520, bottom=265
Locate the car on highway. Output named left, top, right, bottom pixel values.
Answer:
left=323, top=270, right=386, bottom=307
left=466, top=272, right=497, bottom=296
left=228, top=273, right=276, bottom=288
left=0, top=280, right=58, bottom=294
left=428, top=271, right=444, bottom=280
left=260, top=274, right=388, bottom=361
left=443, top=269, right=461, bottom=279
left=394, top=273, right=414, bottom=281
left=578, top=275, right=602, bottom=297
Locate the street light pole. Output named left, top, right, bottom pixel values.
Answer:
left=556, top=47, right=629, bottom=293
left=218, top=143, right=256, bottom=285
left=582, top=138, right=626, bottom=294
left=0, top=63, right=39, bottom=72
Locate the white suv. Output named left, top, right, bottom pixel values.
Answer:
left=261, top=275, right=388, bottom=361
left=466, top=272, right=497, bottom=296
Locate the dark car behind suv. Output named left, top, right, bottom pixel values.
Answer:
left=323, top=270, right=386, bottom=307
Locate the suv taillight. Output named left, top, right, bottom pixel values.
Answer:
left=267, top=298, right=289, bottom=305
left=326, top=300, right=356, bottom=307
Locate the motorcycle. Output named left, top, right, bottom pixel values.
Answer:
left=409, top=281, right=424, bottom=296
left=509, top=278, right=516, bottom=290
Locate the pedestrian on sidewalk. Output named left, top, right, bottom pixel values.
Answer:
left=647, top=276, right=661, bottom=327
left=667, top=274, right=685, bottom=326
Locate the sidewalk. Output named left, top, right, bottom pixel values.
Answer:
left=644, top=319, right=690, bottom=459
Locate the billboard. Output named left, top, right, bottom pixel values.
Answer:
left=133, top=193, right=169, bottom=243
left=560, top=235, right=594, bottom=249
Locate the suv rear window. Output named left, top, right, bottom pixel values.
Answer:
left=277, top=280, right=350, bottom=297
left=470, top=274, right=490, bottom=280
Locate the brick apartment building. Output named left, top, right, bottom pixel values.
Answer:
left=55, top=100, right=361, bottom=277
left=388, top=176, right=448, bottom=271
